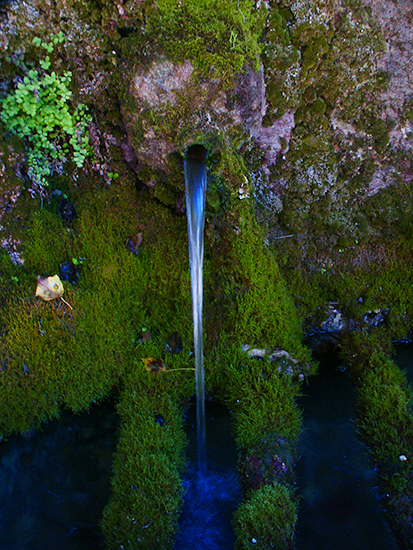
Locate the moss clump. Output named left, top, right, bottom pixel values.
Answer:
left=230, top=207, right=308, bottom=358
left=101, top=371, right=188, bottom=550
left=214, top=352, right=303, bottom=448
left=202, top=150, right=311, bottom=362
left=257, top=0, right=389, bottom=250
left=146, top=0, right=265, bottom=83
left=0, top=172, right=194, bottom=434
left=196, top=150, right=310, bottom=548
left=207, top=343, right=305, bottom=548
left=274, top=217, right=413, bottom=342
left=233, top=483, right=297, bottom=550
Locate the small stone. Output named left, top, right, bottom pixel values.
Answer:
left=252, top=538, right=257, bottom=544
left=399, top=454, right=408, bottom=461
left=247, top=348, right=266, bottom=358
left=155, top=414, right=165, bottom=427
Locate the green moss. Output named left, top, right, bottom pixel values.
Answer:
left=260, top=7, right=301, bottom=123
left=23, top=210, right=74, bottom=274
left=403, top=96, right=413, bottom=124
left=265, top=79, right=289, bottom=119
left=101, top=374, right=188, bottom=550
left=143, top=0, right=265, bottom=84
left=4, top=4, right=405, bottom=549
left=301, top=34, right=330, bottom=76
left=311, top=97, right=326, bottom=116
left=356, top=112, right=393, bottom=153
left=229, top=209, right=307, bottom=357
left=233, top=483, right=297, bottom=550
left=257, top=0, right=389, bottom=243
left=224, top=359, right=302, bottom=448
left=0, top=173, right=191, bottom=433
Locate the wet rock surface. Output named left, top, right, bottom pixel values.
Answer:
left=123, top=62, right=268, bottom=172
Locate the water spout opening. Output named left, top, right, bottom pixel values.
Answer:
left=186, top=144, right=208, bottom=162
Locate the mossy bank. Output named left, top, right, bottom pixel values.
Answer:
left=1, top=0, right=413, bottom=548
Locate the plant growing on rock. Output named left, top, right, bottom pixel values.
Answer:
left=0, top=33, right=91, bottom=190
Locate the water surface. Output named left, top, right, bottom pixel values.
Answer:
left=174, top=401, right=241, bottom=550
left=0, top=401, right=118, bottom=550
left=393, top=341, right=413, bottom=384
left=296, top=352, right=397, bottom=550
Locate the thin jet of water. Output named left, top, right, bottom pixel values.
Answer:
left=184, top=144, right=207, bottom=473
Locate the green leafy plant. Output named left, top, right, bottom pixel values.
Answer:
left=0, top=34, right=91, bottom=188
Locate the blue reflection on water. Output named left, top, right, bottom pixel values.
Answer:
left=174, top=401, right=241, bottom=550
left=175, top=467, right=241, bottom=550
left=0, top=401, right=117, bottom=550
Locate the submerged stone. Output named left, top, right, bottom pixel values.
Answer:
left=155, top=414, right=165, bottom=427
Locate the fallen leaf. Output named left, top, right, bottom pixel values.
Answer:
left=35, top=274, right=73, bottom=309
left=142, top=357, right=166, bottom=373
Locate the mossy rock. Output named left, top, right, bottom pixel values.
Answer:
left=233, top=483, right=297, bottom=550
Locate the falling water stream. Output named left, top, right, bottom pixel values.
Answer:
left=172, top=145, right=242, bottom=550
left=184, top=144, right=207, bottom=473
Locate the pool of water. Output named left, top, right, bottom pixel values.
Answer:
left=174, top=400, right=242, bottom=550
left=0, top=400, right=118, bottom=550
left=296, top=351, right=398, bottom=550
